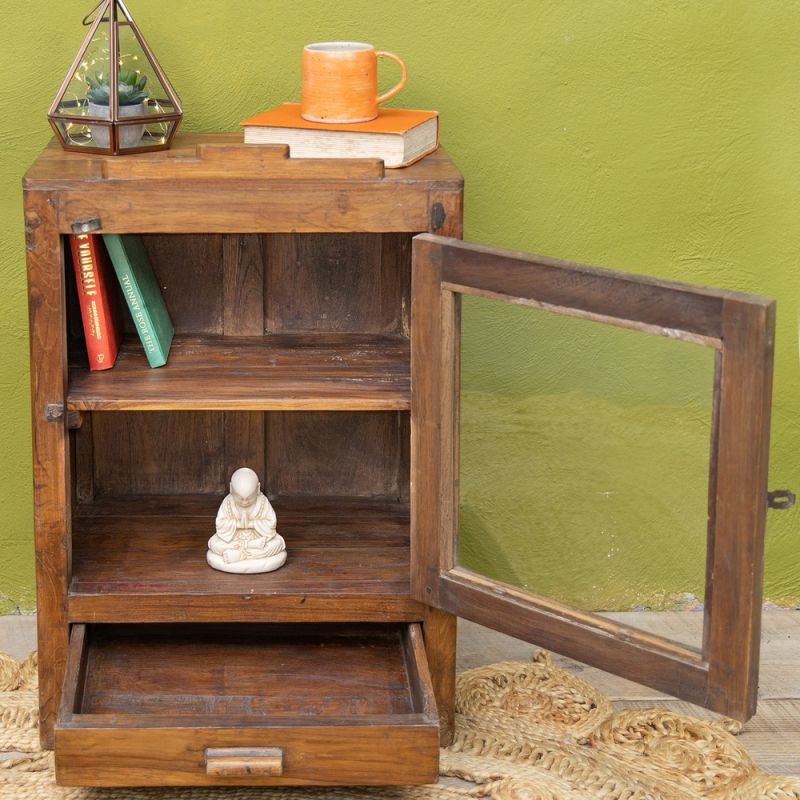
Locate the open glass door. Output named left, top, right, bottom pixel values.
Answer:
left=411, top=234, right=775, bottom=720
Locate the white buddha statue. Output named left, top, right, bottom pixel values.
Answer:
left=207, top=467, right=287, bottom=574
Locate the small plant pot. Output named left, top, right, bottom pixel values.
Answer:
left=88, top=101, right=146, bottom=150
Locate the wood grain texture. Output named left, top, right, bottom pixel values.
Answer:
left=55, top=721, right=439, bottom=786
left=222, top=234, right=264, bottom=336
left=25, top=190, right=71, bottom=748
left=79, top=624, right=416, bottom=716
left=266, top=412, right=408, bottom=499
left=265, top=233, right=411, bottom=335
left=68, top=334, right=411, bottom=411
left=57, top=622, right=87, bottom=720
left=704, top=297, right=775, bottom=719
left=423, top=607, right=457, bottom=745
left=403, top=623, right=439, bottom=720
left=69, top=496, right=423, bottom=623
left=55, top=185, right=436, bottom=234
left=442, top=569, right=709, bottom=708
left=425, top=234, right=765, bottom=344
left=221, top=233, right=267, bottom=483
left=417, top=191, right=463, bottom=744
left=71, top=414, right=94, bottom=504
left=410, top=236, right=445, bottom=607
left=23, top=135, right=463, bottom=189
left=100, top=143, right=387, bottom=181
left=205, top=748, right=284, bottom=778
left=142, top=234, right=224, bottom=334
left=91, top=411, right=226, bottom=495
left=56, top=622, right=439, bottom=786
left=23, top=136, right=462, bottom=235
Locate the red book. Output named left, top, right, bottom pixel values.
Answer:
left=69, top=233, right=122, bottom=370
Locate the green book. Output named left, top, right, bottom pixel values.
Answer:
left=102, top=234, right=174, bottom=368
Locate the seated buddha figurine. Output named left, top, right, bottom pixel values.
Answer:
left=207, top=467, right=287, bottom=574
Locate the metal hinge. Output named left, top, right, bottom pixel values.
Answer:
left=44, top=403, right=65, bottom=422
left=767, top=489, right=796, bottom=510
left=70, top=218, right=102, bottom=235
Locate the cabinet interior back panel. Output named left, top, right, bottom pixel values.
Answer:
left=128, top=233, right=413, bottom=337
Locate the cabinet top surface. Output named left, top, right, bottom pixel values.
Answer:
left=23, top=133, right=463, bottom=190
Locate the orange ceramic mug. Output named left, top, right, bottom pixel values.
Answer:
left=301, top=41, right=407, bottom=124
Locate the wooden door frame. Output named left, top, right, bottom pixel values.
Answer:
left=411, top=234, right=775, bottom=721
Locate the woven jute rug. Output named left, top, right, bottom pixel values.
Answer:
left=1, top=649, right=798, bottom=800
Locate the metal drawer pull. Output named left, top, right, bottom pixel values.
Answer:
left=205, top=747, right=283, bottom=777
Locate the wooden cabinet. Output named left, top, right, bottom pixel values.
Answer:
left=24, top=136, right=774, bottom=788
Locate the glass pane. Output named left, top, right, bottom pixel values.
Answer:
left=54, top=21, right=111, bottom=119
left=117, top=23, right=179, bottom=116
left=457, top=294, right=715, bottom=647
left=117, top=118, right=176, bottom=150
left=52, top=118, right=173, bottom=153
left=52, top=119, right=111, bottom=152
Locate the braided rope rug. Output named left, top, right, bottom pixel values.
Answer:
left=1, top=649, right=798, bottom=800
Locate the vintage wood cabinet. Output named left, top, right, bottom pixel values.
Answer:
left=23, top=135, right=774, bottom=787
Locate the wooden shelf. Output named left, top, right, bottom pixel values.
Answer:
left=69, top=495, right=423, bottom=623
left=67, top=334, right=410, bottom=412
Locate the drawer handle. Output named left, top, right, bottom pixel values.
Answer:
left=205, top=747, right=283, bottom=777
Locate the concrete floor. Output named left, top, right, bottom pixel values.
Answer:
left=1, top=611, right=798, bottom=775
left=0, top=615, right=36, bottom=660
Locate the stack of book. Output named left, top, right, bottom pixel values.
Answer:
left=240, top=103, right=439, bottom=169
left=70, top=233, right=173, bottom=371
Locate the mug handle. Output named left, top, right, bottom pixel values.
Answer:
left=375, top=51, right=407, bottom=105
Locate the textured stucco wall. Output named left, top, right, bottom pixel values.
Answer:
left=0, top=1, right=797, bottom=613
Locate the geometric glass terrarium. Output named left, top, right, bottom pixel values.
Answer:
left=48, top=0, right=182, bottom=155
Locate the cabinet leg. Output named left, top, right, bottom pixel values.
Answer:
left=423, top=607, right=457, bottom=746
left=36, top=619, right=68, bottom=749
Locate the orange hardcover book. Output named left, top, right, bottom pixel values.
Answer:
left=240, top=103, right=439, bottom=168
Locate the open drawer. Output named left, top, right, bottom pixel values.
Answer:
left=55, top=622, right=439, bottom=786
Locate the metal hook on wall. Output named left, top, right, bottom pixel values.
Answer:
left=82, top=0, right=106, bottom=26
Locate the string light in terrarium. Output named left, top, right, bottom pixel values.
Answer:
left=48, top=0, right=182, bottom=154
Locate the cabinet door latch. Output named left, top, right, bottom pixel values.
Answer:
left=70, top=218, right=102, bottom=235
left=767, top=489, right=796, bottom=510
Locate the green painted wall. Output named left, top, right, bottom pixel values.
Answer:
left=0, top=1, right=797, bottom=613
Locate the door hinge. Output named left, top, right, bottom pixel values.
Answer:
left=44, top=403, right=65, bottom=422
left=430, top=202, right=446, bottom=232
left=70, top=218, right=102, bottom=235
left=767, top=489, right=796, bottom=510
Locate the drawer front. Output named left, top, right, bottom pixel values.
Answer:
left=55, top=622, right=439, bottom=786
left=55, top=723, right=439, bottom=786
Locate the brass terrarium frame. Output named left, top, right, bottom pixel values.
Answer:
left=48, top=0, right=182, bottom=155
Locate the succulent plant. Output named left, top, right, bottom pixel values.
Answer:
left=86, top=69, right=148, bottom=106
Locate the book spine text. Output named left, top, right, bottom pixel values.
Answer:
left=119, top=272, right=159, bottom=357
left=69, top=234, right=121, bottom=370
